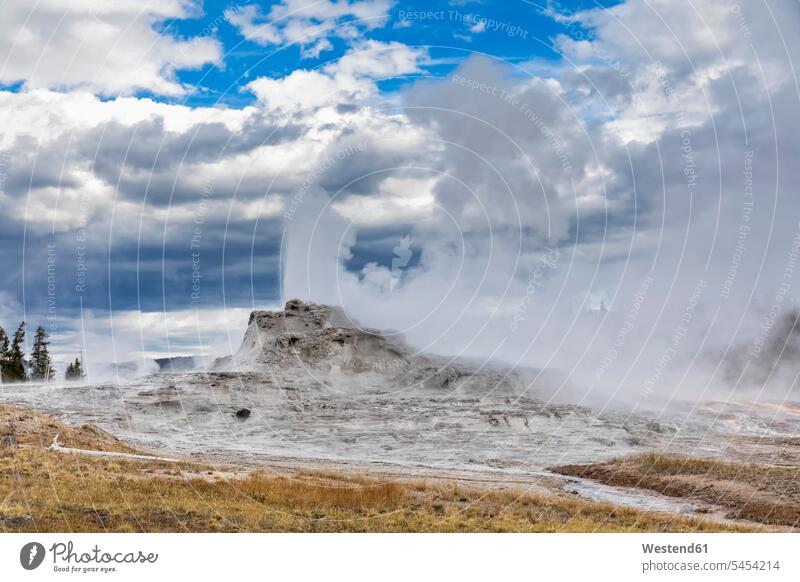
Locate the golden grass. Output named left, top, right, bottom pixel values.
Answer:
left=0, top=447, right=755, bottom=532
left=1, top=404, right=138, bottom=453
left=553, top=453, right=800, bottom=528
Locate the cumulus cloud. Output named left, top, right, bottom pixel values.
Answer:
left=0, top=0, right=221, bottom=96
left=245, top=40, right=426, bottom=112
left=0, top=39, right=432, bottom=348
left=225, top=0, right=393, bottom=57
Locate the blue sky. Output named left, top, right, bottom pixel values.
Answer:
left=86, top=0, right=630, bottom=112
left=166, top=1, right=619, bottom=107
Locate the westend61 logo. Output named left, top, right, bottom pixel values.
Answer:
left=19, top=541, right=158, bottom=574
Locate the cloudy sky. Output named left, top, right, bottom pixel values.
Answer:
left=1, top=0, right=799, bottom=398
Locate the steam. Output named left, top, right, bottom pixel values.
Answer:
left=281, top=0, right=800, bottom=407
left=717, top=310, right=800, bottom=392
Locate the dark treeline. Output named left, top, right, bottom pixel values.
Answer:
left=0, top=321, right=84, bottom=382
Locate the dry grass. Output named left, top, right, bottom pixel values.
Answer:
left=553, top=453, right=800, bottom=527
left=0, top=448, right=753, bottom=532
left=1, top=404, right=139, bottom=453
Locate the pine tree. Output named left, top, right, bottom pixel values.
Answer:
left=30, top=325, right=54, bottom=382
left=0, top=325, right=10, bottom=381
left=4, top=321, right=27, bottom=382
left=65, top=357, right=84, bottom=381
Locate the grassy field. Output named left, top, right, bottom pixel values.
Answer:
left=0, top=448, right=755, bottom=532
left=554, top=453, right=800, bottom=528
left=0, top=404, right=752, bottom=532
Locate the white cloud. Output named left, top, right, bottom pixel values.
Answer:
left=0, top=90, right=254, bottom=147
left=0, top=39, right=432, bottom=244
left=0, top=0, right=221, bottom=96
left=245, top=40, right=426, bottom=112
left=247, top=68, right=373, bottom=112
left=225, top=0, right=393, bottom=56
left=332, top=175, right=436, bottom=225
left=108, top=306, right=254, bottom=359
left=0, top=88, right=267, bottom=231
left=553, top=0, right=799, bottom=143
left=469, top=19, right=486, bottom=34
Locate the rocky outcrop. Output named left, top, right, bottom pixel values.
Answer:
left=224, top=299, right=410, bottom=373
left=214, top=299, right=531, bottom=395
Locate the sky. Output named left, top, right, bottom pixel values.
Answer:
left=1, top=0, right=800, bottom=400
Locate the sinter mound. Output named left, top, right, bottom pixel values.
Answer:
left=214, top=299, right=532, bottom=396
